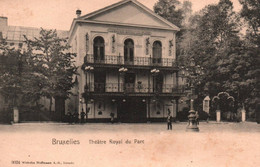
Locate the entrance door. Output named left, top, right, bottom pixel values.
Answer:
left=118, top=98, right=146, bottom=123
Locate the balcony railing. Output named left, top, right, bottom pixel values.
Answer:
left=85, top=82, right=184, bottom=94
left=84, top=54, right=176, bottom=67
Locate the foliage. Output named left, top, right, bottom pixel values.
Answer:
left=24, top=29, right=77, bottom=97
left=0, top=39, right=23, bottom=106
left=239, top=0, right=260, bottom=46
left=0, top=28, right=77, bottom=114
left=24, top=28, right=77, bottom=111
left=154, top=0, right=259, bottom=116
left=154, top=0, right=183, bottom=28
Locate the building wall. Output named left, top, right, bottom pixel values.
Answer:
left=67, top=0, right=180, bottom=121
left=76, top=23, right=176, bottom=61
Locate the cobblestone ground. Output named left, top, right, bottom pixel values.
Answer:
left=0, top=122, right=259, bottom=167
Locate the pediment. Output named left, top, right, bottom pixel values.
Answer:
left=80, top=0, right=179, bottom=30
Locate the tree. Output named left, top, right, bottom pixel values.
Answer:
left=177, top=0, right=246, bottom=109
left=154, top=0, right=183, bottom=28
left=238, top=0, right=260, bottom=112
left=181, top=0, right=192, bottom=27
left=239, top=0, right=260, bottom=46
left=0, top=39, right=23, bottom=107
left=24, top=29, right=77, bottom=120
left=185, top=0, right=259, bottom=116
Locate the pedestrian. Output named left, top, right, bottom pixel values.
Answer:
left=110, top=113, right=115, bottom=124
left=80, top=110, right=86, bottom=124
left=167, top=110, right=172, bottom=130
left=206, top=112, right=210, bottom=123
left=73, top=112, right=79, bottom=124
left=195, top=111, right=199, bottom=125
left=68, top=112, right=72, bottom=124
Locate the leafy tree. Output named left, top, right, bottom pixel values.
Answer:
left=153, top=0, right=259, bottom=117
left=239, top=0, right=260, bottom=46
left=177, top=0, right=244, bottom=109
left=238, top=0, right=260, bottom=111
left=0, top=39, right=23, bottom=107
left=24, top=29, right=77, bottom=120
left=154, top=0, right=183, bottom=28
left=183, top=0, right=259, bottom=115
left=181, top=0, right=192, bottom=27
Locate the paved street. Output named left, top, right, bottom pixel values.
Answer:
left=0, top=122, right=259, bottom=167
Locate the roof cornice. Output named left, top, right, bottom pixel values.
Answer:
left=69, top=0, right=180, bottom=42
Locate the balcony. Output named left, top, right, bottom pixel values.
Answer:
left=84, top=54, right=177, bottom=67
left=85, top=82, right=184, bottom=95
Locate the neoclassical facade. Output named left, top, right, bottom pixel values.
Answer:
left=67, top=0, right=184, bottom=122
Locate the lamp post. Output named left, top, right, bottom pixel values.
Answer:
left=84, top=65, right=94, bottom=121
left=151, top=68, right=160, bottom=93
left=179, top=58, right=204, bottom=132
left=148, top=68, right=160, bottom=122
left=118, top=67, right=128, bottom=92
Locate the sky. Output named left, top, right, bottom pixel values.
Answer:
left=0, top=0, right=242, bottom=30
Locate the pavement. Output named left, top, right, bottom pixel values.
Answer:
left=0, top=122, right=259, bottom=167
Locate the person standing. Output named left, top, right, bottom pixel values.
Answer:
left=68, top=112, right=72, bottom=124
left=110, top=113, right=115, bottom=124
left=167, top=111, right=172, bottom=130
left=73, top=112, right=79, bottom=124
left=195, top=111, right=199, bottom=125
left=80, top=109, right=86, bottom=124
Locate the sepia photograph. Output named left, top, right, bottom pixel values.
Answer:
left=0, top=0, right=259, bottom=166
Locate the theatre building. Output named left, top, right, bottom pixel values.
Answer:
left=68, top=0, right=184, bottom=123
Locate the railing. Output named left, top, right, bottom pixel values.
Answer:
left=85, top=82, right=184, bottom=94
left=84, top=54, right=176, bottom=67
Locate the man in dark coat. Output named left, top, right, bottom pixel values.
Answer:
left=80, top=110, right=86, bottom=123
left=167, top=109, right=172, bottom=130
left=73, top=112, right=79, bottom=124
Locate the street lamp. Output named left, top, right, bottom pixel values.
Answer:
left=84, top=66, right=94, bottom=92
left=118, top=67, right=128, bottom=92
left=151, top=68, right=160, bottom=93
left=84, top=66, right=94, bottom=122
left=179, top=58, right=204, bottom=132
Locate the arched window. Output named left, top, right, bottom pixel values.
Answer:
left=124, top=39, right=134, bottom=65
left=152, top=41, right=162, bottom=65
left=93, top=36, right=105, bottom=63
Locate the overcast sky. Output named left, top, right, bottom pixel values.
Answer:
left=0, top=0, right=242, bottom=30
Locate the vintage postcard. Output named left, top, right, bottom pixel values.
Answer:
left=0, top=0, right=259, bottom=166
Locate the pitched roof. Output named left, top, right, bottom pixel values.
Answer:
left=78, top=0, right=180, bottom=31
left=69, top=0, right=180, bottom=40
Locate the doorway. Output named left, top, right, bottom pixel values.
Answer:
left=117, top=98, right=147, bottom=123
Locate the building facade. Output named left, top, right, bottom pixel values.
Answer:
left=68, top=0, right=184, bottom=122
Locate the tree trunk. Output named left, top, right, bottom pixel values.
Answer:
left=49, top=97, right=53, bottom=121
left=55, top=96, right=65, bottom=122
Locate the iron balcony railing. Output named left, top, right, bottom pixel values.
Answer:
left=85, top=82, right=185, bottom=94
left=84, top=54, right=177, bottom=67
